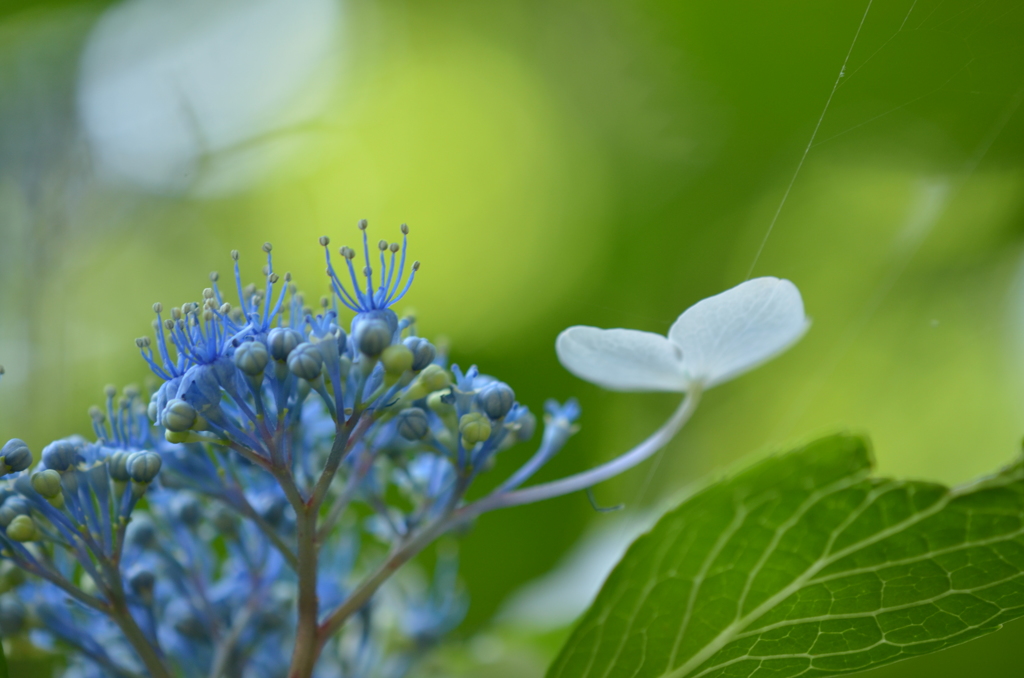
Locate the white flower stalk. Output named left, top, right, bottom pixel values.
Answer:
left=482, top=277, right=809, bottom=510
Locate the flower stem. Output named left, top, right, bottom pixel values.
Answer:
left=470, top=388, right=701, bottom=513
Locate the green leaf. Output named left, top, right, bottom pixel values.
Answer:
left=547, top=434, right=1024, bottom=678
left=0, top=635, right=6, bottom=678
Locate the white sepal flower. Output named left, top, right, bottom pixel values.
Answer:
left=556, top=277, right=809, bottom=391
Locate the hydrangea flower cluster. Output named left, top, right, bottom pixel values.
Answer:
left=0, top=222, right=583, bottom=678
left=0, top=220, right=809, bottom=678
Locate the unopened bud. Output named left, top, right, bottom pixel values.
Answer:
left=287, top=343, right=323, bottom=380
left=0, top=498, right=29, bottom=527
left=162, top=399, right=197, bottom=432
left=41, top=440, right=76, bottom=472
left=459, top=413, right=492, bottom=446
left=427, top=390, right=455, bottom=416
left=381, top=344, right=413, bottom=376
left=476, top=382, right=515, bottom=419
left=31, top=470, right=62, bottom=498
left=129, top=569, right=156, bottom=601
left=211, top=505, right=239, bottom=537
left=419, top=364, right=451, bottom=392
left=234, top=341, right=269, bottom=376
left=6, top=515, right=36, bottom=542
left=172, top=495, right=202, bottom=528
left=1, top=439, right=32, bottom=473
left=516, top=411, right=537, bottom=442
left=129, top=517, right=157, bottom=548
left=396, top=408, right=430, bottom=440
left=403, top=337, right=436, bottom=371
left=128, top=452, right=162, bottom=483
left=267, top=327, right=303, bottom=361
left=354, top=319, right=391, bottom=358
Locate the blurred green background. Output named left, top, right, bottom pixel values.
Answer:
left=2, top=0, right=1024, bottom=675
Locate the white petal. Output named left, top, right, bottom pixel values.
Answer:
left=669, top=277, right=809, bottom=388
left=556, top=326, right=688, bottom=392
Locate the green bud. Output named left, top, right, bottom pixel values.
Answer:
left=420, top=364, right=451, bottom=392
left=6, top=515, right=36, bottom=542
left=427, top=389, right=455, bottom=414
left=427, top=390, right=458, bottom=431
left=31, top=470, right=62, bottom=499
left=459, top=412, right=492, bottom=446
left=0, top=498, right=29, bottom=527
left=162, top=399, right=197, bottom=432
left=381, top=344, right=414, bottom=376
left=234, top=340, right=269, bottom=376
left=396, top=408, right=430, bottom=440
left=287, top=343, right=323, bottom=380
left=404, top=364, right=451, bottom=401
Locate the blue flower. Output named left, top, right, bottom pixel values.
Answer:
left=322, top=220, right=420, bottom=316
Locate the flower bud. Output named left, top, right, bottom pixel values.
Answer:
left=41, top=440, right=77, bottom=472
left=381, top=344, right=414, bottom=376
left=0, top=439, right=32, bottom=473
left=128, top=452, right=162, bottom=484
left=173, top=610, right=207, bottom=639
left=0, top=598, right=27, bottom=636
left=233, top=341, right=269, bottom=376
left=396, top=408, right=430, bottom=440
left=516, top=411, right=537, bottom=442
left=172, top=495, right=202, bottom=528
left=128, top=568, right=156, bottom=601
left=108, top=451, right=132, bottom=482
left=354, top=319, right=392, bottom=358
left=0, top=498, right=29, bottom=527
left=403, top=337, right=436, bottom=371
left=459, top=412, right=492, bottom=446
left=31, top=470, right=62, bottom=499
left=6, top=515, right=36, bottom=542
left=419, top=364, right=451, bottom=392
left=267, top=327, right=303, bottom=361
left=211, top=505, right=239, bottom=537
left=427, top=390, right=455, bottom=415
left=162, top=399, right=197, bottom=432
left=476, top=382, right=515, bottom=419
left=128, top=517, right=157, bottom=548
left=288, top=343, right=324, bottom=380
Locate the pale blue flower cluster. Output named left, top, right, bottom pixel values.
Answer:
left=0, top=222, right=581, bottom=678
